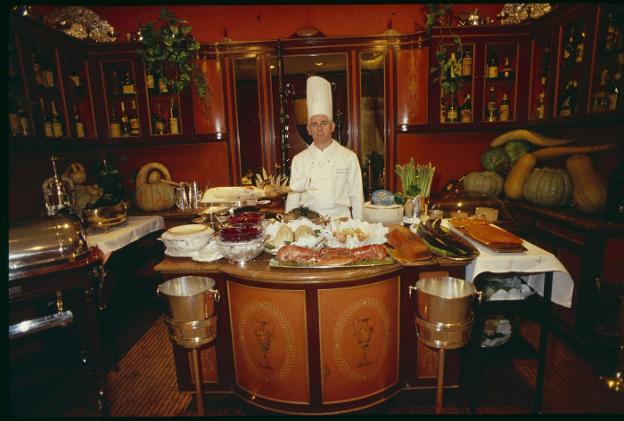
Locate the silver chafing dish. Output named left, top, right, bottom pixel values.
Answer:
left=9, top=214, right=90, bottom=276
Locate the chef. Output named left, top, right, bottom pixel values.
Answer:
left=285, top=76, right=364, bottom=220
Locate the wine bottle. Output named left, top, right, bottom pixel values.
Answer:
left=487, top=47, right=499, bottom=79
left=460, top=93, right=472, bottom=123
left=8, top=101, right=20, bottom=136
left=540, top=46, right=550, bottom=86
left=31, top=47, right=45, bottom=86
left=158, top=76, right=169, bottom=94
left=17, top=103, right=31, bottom=137
left=50, top=100, right=63, bottom=137
left=146, top=68, right=155, bottom=94
left=562, top=27, right=577, bottom=68
left=593, top=69, right=609, bottom=112
left=69, top=63, right=82, bottom=89
left=74, top=104, right=85, bottom=138
left=605, top=13, right=617, bottom=52
left=121, top=72, right=135, bottom=95
left=42, top=53, right=55, bottom=88
left=462, top=48, right=472, bottom=77
left=110, top=107, right=121, bottom=137
left=570, top=79, right=579, bottom=114
left=499, top=92, right=510, bottom=121
left=449, top=51, right=459, bottom=79
left=40, top=98, right=53, bottom=138
left=168, top=98, right=179, bottom=134
left=439, top=96, right=447, bottom=123
left=500, top=56, right=514, bottom=79
left=576, top=30, right=585, bottom=63
left=128, top=100, right=140, bottom=136
left=536, top=90, right=546, bottom=120
left=560, top=81, right=573, bottom=117
left=608, top=71, right=620, bottom=112
left=119, top=101, right=131, bottom=136
left=110, top=66, right=121, bottom=95
left=486, top=86, right=498, bottom=122
left=154, top=103, right=166, bottom=134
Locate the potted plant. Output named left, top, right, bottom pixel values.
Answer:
left=138, top=8, right=206, bottom=97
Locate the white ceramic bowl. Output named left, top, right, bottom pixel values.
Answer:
left=159, top=224, right=214, bottom=257
left=215, top=236, right=263, bottom=263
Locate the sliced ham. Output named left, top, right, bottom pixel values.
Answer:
left=277, top=244, right=317, bottom=263
left=352, top=244, right=388, bottom=262
left=315, top=247, right=354, bottom=266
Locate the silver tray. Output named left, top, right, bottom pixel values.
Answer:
left=269, top=257, right=395, bottom=269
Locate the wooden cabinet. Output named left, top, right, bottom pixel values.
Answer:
left=528, top=30, right=555, bottom=121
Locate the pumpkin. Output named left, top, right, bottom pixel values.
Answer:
left=481, top=147, right=511, bottom=175
left=566, top=154, right=608, bottom=214
left=524, top=167, right=572, bottom=207
left=504, top=152, right=537, bottom=200
left=135, top=162, right=176, bottom=211
left=463, top=171, right=504, bottom=197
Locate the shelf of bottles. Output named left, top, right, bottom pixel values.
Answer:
left=588, top=6, right=623, bottom=115
left=438, top=43, right=475, bottom=125
left=482, top=42, right=518, bottom=123
left=555, top=18, right=587, bottom=119
left=529, top=34, right=553, bottom=121
left=26, top=41, right=68, bottom=139
left=8, top=32, right=33, bottom=138
left=101, top=60, right=142, bottom=138
left=145, top=68, right=183, bottom=136
left=62, top=53, right=96, bottom=139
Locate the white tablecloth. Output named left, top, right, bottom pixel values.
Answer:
left=445, top=221, right=574, bottom=308
left=86, top=215, right=165, bottom=264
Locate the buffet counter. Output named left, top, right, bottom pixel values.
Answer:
left=154, top=253, right=468, bottom=415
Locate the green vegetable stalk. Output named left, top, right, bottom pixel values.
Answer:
left=395, top=158, right=436, bottom=198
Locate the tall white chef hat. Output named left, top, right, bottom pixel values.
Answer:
left=306, top=75, right=332, bottom=122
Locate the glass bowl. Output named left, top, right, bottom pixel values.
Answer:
left=215, top=235, right=264, bottom=263
left=228, top=212, right=265, bottom=225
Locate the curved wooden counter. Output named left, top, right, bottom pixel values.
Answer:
left=155, top=253, right=468, bottom=415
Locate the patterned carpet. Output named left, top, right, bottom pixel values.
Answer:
left=11, top=313, right=624, bottom=416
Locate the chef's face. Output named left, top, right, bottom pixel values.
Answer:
left=307, top=114, right=335, bottom=147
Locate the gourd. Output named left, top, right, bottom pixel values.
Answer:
left=566, top=154, right=608, bottom=214
left=524, top=168, right=572, bottom=207
left=463, top=171, right=504, bottom=197
left=481, top=147, right=511, bottom=175
left=491, top=129, right=574, bottom=148
left=135, top=162, right=176, bottom=211
left=504, top=152, right=537, bottom=200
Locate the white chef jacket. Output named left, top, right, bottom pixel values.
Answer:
left=285, top=139, right=364, bottom=220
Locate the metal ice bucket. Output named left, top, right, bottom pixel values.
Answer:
left=157, top=276, right=220, bottom=323
left=410, top=276, right=481, bottom=324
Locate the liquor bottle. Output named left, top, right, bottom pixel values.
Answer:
left=74, top=104, right=85, bottom=138
left=576, top=30, right=585, bottom=63
left=606, top=152, right=624, bottom=221
left=605, top=13, right=617, bottom=52
left=31, top=47, right=45, bottom=86
left=500, top=56, right=514, bottom=79
left=562, top=27, right=577, bottom=68
left=110, top=66, right=121, bottom=95
left=168, top=98, right=180, bottom=134
left=486, top=86, right=498, bottom=122
left=121, top=72, right=135, bottom=95
left=439, top=95, right=447, bottom=123
left=449, top=51, right=459, bottom=79
left=487, top=47, right=499, bottom=79
left=40, top=98, right=53, bottom=138
left=119, top=101, right=131, bottom=136
left=69, top=63, right=82, bottom=89
left=16, top=103, right=31, bottom=137
left=110, top=107, right=121, bottom=137
left=570, top=79, right=578, bottom=114
left=460, top=93, right=472, bottom=123
left=462, top=48, right=472, bottom=77
left=154, top=103, right=166, bottom=134
left=499, top=92, right=510, bottom=121
left=446, top=91, right=459, bottom=122
left=42, top=53, right=55, bottom=88
left=559, top=81, right=573, bottom=117
left=536, top=90, right=546, bottom=120
left=146, top=68, right=156, bottom=94
left=540, top=46, right=550, bottom=86
left=50, top=100, right=63, bottom=137
left=608, top=71, right=620, bottom=112
left=158, top=76, right=169, bottom=94
left=128, top=100, right=140, bottom=136
left=593, top=69, right=609, bottom=112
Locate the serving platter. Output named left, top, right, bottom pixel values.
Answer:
left=449, top=223, right=526, bottom=253
left=269, top=257, right=395, bottom=269
left=408, top=223, right=479, bottom=261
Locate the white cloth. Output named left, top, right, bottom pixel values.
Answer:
left=445, top=221, right=574, bottom=308
left=285, top=140, right=364, bottom=220
left=307, top=76, right=332, bottom=121
left=87, top=215, right=165, bottom=264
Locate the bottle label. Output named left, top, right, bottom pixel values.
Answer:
left=536, top=105, right=545, bottom=119
left=488, top=66, right=498, bottom=79
left=19, top=117, right=31, bottom=136
left=155, top=121, right=165, bottom=133
left=44, top=122, right=53, bottom=137
left=462, top=59, right=472, bottom=77
left=461, top=109, right=471, bottom=122
left=560, top=108, right=571, bottom=117
left=500, top=105, right=510, bottom=121
left=52, top=122, right=63, bottom=137
left=76, top=121, right=85, bottom=138
left=110, top=122, right=121, bottom=137
left=447, top=109, right=458, bottom=122
left=122, top=83, right=135, bottom=95
left=45, top=70, right=55, bottom=88
left=158, top=79, right=168, bottom=93
left=608, top=93, right=618, bottom=111
left=169, top=118, right=179, bottom=134
left=130, top=117, right=140, bottom=135
left=146, top=75, right=155, bottom=90
left=70, top=75, right=81, bottom=88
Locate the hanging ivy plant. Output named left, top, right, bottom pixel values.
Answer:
left=138, top=8, right=206, bottom=97
left=426, top=4, right=464, bottom=97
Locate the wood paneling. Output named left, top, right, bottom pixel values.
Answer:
left=192, top=57, right=226, bottom=135
left=396, top=46, right=429, bottom=126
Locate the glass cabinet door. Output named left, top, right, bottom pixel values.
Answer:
left=100, top=58, right=142, bottom=139
left=482, top=42, right=518, bottom=124
left=529, top=33, right=554, bottom=121
left=434, top=41, right=475, bottom=125
left=554, top=17, right=589, bottom=119
left=144, top=67, right=184, bottom=137
left=61, top=52, right=97, bottom=139
left=8, top=32, right=33, bottom=138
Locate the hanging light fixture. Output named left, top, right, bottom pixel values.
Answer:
left=498, top=3, right=553, bottom=25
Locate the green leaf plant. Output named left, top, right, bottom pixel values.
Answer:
left=138, top=8, right=206, bottom=97
left=425, top=4, right=464, bottom=97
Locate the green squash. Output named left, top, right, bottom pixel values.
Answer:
left=481, top=147, right=511, bottom=175
left=524, top=167, right=572, bottom=207
left=463, top=171, right=504, bottom=197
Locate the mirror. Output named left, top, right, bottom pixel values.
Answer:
left=360, top=51, right=385, bottom=196
left=234, top=57, right=263, bottom=183
left=270, top=53, right=349, bottom=161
